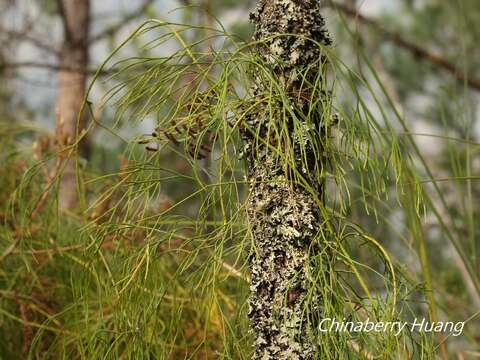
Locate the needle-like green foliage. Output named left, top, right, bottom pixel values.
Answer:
left=0, top=13, right=478, bottom=359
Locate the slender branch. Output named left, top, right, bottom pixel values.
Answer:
left=89, top=0, right=154, bottom=44
left=0, top=26, right=59, bottom=55
left=56, top=0, right=70, bottom=41
left=0, top=61, right=109, bottom=76
left=331, top=1, right=480, bottom=91
left=1, top=0, right=154, bottom=57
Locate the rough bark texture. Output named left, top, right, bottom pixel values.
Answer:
left=55, top=0, right=90, bottom=210
left=244, top=0, right=332, bottom=358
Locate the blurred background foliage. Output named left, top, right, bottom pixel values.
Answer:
left=0, top=0, right=480, bottom=358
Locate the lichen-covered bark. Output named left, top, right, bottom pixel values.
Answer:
left=244, top=0, right=332, bottom=358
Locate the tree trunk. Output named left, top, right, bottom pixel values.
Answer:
left=55, top=0, right=90, bottom=210
left=244, top=0, right=332, bottom=358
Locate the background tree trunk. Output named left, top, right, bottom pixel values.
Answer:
left=245, top=0, right=332, bottom=358
left=55, top=0, right=90, bottom=210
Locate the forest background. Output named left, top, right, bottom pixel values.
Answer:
left=1, top=0, right=480, bottom=358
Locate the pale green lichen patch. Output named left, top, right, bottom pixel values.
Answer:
left=250, top=0, right=331, bottom=71
left=247, top=157, right=320, bottom=359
